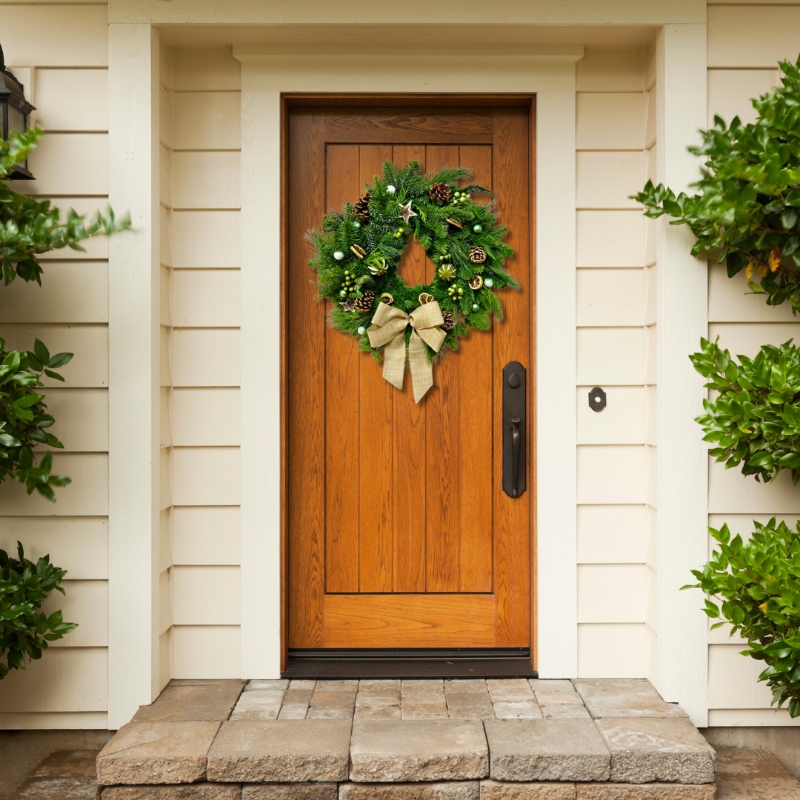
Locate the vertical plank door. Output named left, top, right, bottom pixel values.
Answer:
left=287, top=103, right=533, bottom=650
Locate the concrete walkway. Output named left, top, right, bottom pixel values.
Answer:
left=94, top=678, right=720, bottom=798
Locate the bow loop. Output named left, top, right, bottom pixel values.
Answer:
left=367, top=300, right=447, bottom=403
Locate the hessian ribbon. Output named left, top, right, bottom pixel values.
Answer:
left=367, top=300, right=447, bottom=403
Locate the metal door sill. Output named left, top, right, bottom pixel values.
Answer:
left=283, top=648, right=537, bottom=679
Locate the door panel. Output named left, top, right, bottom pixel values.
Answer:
left=287, top=104, right=533, bottom=650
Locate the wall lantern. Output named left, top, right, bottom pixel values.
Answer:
left=0, top=43, right=35, bottom=180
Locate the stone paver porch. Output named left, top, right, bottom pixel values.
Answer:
left=96, top=678, right=718, bottom=799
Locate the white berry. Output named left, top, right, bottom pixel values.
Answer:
left=358, top=326, right=366, bottom=335
left=387, top=185, right=396, bottom=195
left=485, top=278, right=493, bottom=287
left=472, top=303, right=479, bottom=311
left=334, top=251, right=345, bottom=260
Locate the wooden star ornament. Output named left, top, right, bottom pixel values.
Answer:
left=398, top=201, right=418, bottom=224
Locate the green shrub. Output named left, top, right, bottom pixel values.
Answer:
left=0, top=338, right=73, bottom=499
left=0, top=542, right=76, bottom=679
left=634, top=54, right=800, bottom=313
left=686, top=518, right=800, bottom=717
left=691, top=338, right=800, bottom=483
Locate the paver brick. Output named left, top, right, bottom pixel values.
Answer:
left=529, top=681, right=575, bottom=694
left=349, top=719, right=489, bottom=782
left=401, top=702, right=449, bottom=720
left=480, top=780, right=577, bottom=799
left=535, top=692, right=584, bottom=707
left=316, top=680, right=358, bottom=692
left=340, top=782, right=480, bottom=799
left=487, top=680, right=534, bottom=702
left=575, top=785, right=716, bottom=799
left=245, top=681, right=289, bottom=693
left=359, top=679, right=401, bottom=695
left=493, top=701, right=542, bottom=720
left=207, top=720, right=351, bottom=783
left=447, top=693, right=495, bottom=720
left=101, top=785, right=242, bottom=799
left=714, top=746, right=800, bottom=800
left=241, top=784, right=337, bottom=799
left=354, top=701, right=402, bottom=720
left=288, top=680, right=316, bottom=691
left=540, top=706, right=590, bottom=720
left=572, top=681, right=687, bottom=720
left=133, top=683, right=244, bottom=723
left=231, top=692, right=285, bottom=721
left=310, top=691, right=356, bottom=707
left=484, top=718, right=610, bottom=782
left=306, top=706, right=354, bottom=720
left=97, top=721, right=221, bottom=785
left=595, top=719, right=715, bottom=784
left=278, top=705, right=309, bottom=720
left=446, top=680, right=489, bottom=694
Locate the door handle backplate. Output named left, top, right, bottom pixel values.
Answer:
left=502, top=361, right=527, bottom=498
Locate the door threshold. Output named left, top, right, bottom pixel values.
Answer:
left=283, top=648, right=538, bottom=679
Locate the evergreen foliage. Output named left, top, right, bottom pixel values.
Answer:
left=0, top=542, right=76, bottom=679
left=308, top=161, right=517, bottom=358
left=685, top=519, right=800, bottom=717
left=634, top=54, right=800, bottom=312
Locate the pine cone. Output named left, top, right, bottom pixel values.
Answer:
left=354, top=193, right=371, bottom=222
left=429, top=182, right=452, bottom=203
left=354, top=291, right=375, bottom=312
left=441, top=310, right=456, bottom=332
left=469, top=245, right=487, bottom=264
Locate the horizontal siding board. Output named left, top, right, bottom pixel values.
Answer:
left=577, top=504, right=646, bottom=564
left=708, top=322, right=800, bottom=358
left=173, top=625, right=240, bottom=679
left=707, top=709, right=800, bottom=728
left=16, top=134, right=109, bottom=196
left=709, top=458, right=800, bottom=515
left=707, top=69, right=778, bottom=127
left=173, top=211, right=241, bottom=268
left=42, top=580, right=108, bottom=647
left=708, top=6, right=800, bottom=68
left=173, top=92, right=241, bottom=150
left=173, top=506, right=241, bottom=565
left=35, top=68, right=109, bottom=132
left=577, top=623, right=646, bottom=678
left=577, top=268, right=644, bottom=327
left=576, top=48, right=645, bottom=92
left=172, top=566, right=241, bottom=625
left=576, top=93, right=644, bottom=150
left=0, top=453, right=108, bottom=516
left=578, top=564, right=646, bottom=623
left=172, top=152, right=240, bottom=210
left=0, top=648, right=107, bottom=712
left=576, top=328, right=645, bottom=385
left=577, top=386, right=644, bottom=444
left=709, top=644, right=775, bottom=709
left=0, top=517, right=108, bottom=579
left=41, top=388, right=109, bottom=452
left=709, top=265, right=795, bottom=323
left=1, top=5, right=108, bottom=67
left=173, top=329, right=241, bottom=387
left=0, top=262, right=108, bottom=323
left=577, top=445, right=646, bottom=505
left=172, top=447, right=240, bottom=505
left=173, top=270, right=241, bottom=327
left=173, top=388, right=241, bottom=446
left=576, top=151, right=644, bottom=210
left=173, top=48, right=241, bottom=91
left=577, top=211, right=644, bottom=267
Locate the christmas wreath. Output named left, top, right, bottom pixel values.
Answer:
left=308, top=161, right=517, bottom=402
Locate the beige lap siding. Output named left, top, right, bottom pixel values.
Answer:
left=0, top=2, right=110, bottom=729
left=575, top=47, right=654, bottom=679
left=706, top=1, right=800, bottom=727
left=167, top=47, right=242, bottom=679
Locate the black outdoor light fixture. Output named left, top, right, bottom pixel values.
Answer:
left=0, top=43, right=35, bottom=180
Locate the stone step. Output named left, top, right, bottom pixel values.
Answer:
left=715, top=747, right=800, bottom=800
left=95, top=679, right=720, bottom=795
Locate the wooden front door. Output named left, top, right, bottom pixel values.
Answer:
left=286, top=100, right=533, bottom=653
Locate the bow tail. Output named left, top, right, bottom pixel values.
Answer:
left=408, top=328, right=434, bottom=403
left=381, top=330, right=407, bottom=391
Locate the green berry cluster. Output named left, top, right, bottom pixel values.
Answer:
left=339, top=269, right=358, bottom=300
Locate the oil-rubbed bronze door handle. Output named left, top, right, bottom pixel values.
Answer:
left=503, top=362, right=526, bottom=498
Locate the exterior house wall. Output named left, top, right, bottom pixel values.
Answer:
left=0, top=2, right=111, bottom=729
left=574, top=46, right=656, bottom=680
left=0, top=0, right=798, bottom=730
left=705, top=1, right=800, bottom=727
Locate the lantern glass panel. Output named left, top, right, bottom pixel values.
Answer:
left=7, top=103, right=24, bottom=137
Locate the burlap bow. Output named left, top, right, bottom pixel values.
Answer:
left=367, top=301, right=447, bottom=403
